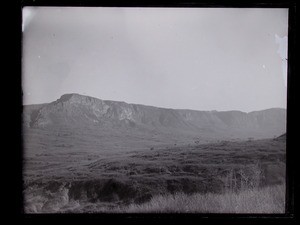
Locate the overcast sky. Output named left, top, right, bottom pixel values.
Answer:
left=22, top=7, right=288, bottom=112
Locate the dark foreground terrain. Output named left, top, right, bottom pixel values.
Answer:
left=23, top=129, right=285, bottom=213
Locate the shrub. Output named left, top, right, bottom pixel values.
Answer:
left=117, top=184, right=285, bottom=213
left=220, top=162, right=265, bottom=193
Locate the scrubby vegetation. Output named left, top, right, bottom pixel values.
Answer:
left=118, top=184, right=285, bottom=213
left=23, top=129, right=286, bottom=213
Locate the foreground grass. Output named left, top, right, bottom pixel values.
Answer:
left=24, top=134, right=286, bottom=213
left=24, top=183, right=285, bottom=213
left=116, top=184, right=285, bottom=213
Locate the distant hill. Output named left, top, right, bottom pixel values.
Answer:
left=23, top=93, right=286, bottom=140
left=275, top=133, right=286, bottom=141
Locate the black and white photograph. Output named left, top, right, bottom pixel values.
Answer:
left=22, top=6, right=289, bottom=214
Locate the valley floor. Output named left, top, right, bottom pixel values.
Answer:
left=23, top=128, right=286, bottom=213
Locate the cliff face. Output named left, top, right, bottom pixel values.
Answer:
left=23, top=93, right=286, bottom=139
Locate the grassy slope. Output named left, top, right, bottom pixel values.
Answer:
left=23, top=127, right=286, bottom=213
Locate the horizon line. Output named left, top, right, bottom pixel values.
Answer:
left=23, top=92, right=287, bottom=114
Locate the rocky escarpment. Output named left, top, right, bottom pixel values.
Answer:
left=23, top=93, right=286, bottom=139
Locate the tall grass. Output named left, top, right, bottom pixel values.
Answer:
left=117, top=184, right=285, bottom=213
left=116, top=162, right=285, bottom=213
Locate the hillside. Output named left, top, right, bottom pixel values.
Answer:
left=22, top=94, right=287, bottom=213
left=23, top=93, right=286, bottom=140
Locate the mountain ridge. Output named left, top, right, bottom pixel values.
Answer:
left=23, top=93, right=286, bottom=140
left=24, top=93, right=286, bottom=113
